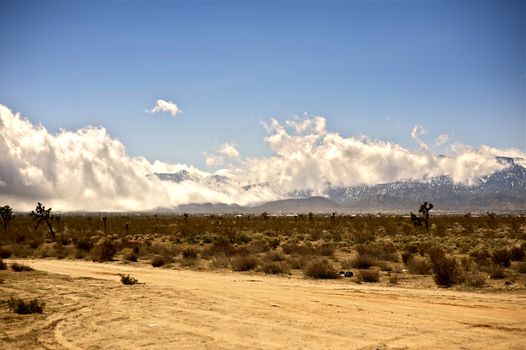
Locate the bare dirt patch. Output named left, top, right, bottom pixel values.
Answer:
left=1, top=259, right=525, bottom=349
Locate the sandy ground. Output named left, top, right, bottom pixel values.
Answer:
left=1, top=259, right=525, bottom=350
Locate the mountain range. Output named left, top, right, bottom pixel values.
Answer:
left=154, top=157, right=526, bottom=214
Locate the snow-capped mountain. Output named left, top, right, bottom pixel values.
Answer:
left=326, top=157, right=526, bottom=211
left=153, top=157, right=526, bottom=213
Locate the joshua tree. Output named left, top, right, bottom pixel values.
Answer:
left=0, top=205, right=13, bottom=230
left=418, top=201, right=434, bottom=230
left=101, top=216, right=108, bottom=234
left=29, top=202, right=55, bottom=241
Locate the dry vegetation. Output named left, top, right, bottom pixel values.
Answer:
left=1, top=211, right=525, bottom=290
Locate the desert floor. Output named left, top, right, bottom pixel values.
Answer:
left=1, top=259, right=525, bottom=350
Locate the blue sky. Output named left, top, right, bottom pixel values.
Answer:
left=1, top=0, right=524, bottom=168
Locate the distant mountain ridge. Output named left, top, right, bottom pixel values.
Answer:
left=153, top=156, right=526, bottom=213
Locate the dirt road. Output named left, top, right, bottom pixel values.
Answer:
left=1, top=259, right=525, bottom=349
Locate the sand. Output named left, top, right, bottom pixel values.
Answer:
left=1, top=259, right=525, bottom=349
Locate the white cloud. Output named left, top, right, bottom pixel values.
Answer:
left=0, top=105, right=275, bottom=211
left=205, top=155, right=224, bottom=166
left=147, top=99, right=182, bottom=118
left=435, top=133, right=449, bottom=147
left=1, top=104, right=523, bottom=211
left=217, top=143, right=240, bottom=159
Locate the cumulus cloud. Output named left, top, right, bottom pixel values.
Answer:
left=1, top=104, right=523, bottom=211
left=238, top=117, right=515, bottom=193
left=0, top=105, right=274, bottom=211
left=147, top=99, right=182, bottom=118
left=217, top=143, right=240, bottom=159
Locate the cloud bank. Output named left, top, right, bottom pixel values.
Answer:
left=147, top=99, right=182, bottom=118
left=0, top=104, right=523, bottom=211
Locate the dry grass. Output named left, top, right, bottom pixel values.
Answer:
left=0, top=213, right=523, bottom=289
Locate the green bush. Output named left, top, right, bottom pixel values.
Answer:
left=304, top=259, right=338, bottom=279
left=7, top=296, right=45, bottom=314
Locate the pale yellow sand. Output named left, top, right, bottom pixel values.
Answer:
left=1, top=259, right=525, bottom=349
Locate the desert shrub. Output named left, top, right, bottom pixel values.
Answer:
left=209, top=256, right=230, bottom=268
left=401, top=251, right=413, bottom=265
left=510, top=246, right=525, bottom=261
left=91, top=239, right=117, bottom=262
left=349, top=254, right=376, bottom=269
left=463, top=271, right=486, bottom=288
left=267, top=237, right=281, bottom=250
left=339, top=259, right=354, bottom=269
left=208, top=236, right=234, bottom=255
left=246, top=239, right=270, bottom=253
left=287, top=255, right=309, bottom=269
left=492, top=248, right=511, bottom=267
left=358, top=269, right=380, bottom=283
left=407, top=256, right=432, bottom=275
left=35, top=243, right=66, bottom=259
left=388, top=273, right=399, bottom=284
left=121, top=248, right=138, bottom=262
left=11, top=263, right=33, bottom=272
left=74, top=238, right=93, bottom=251
left=121, top=274, right=139, bottom=285
left=515, top=262, right=526, bottom=274
left=151, top=256, right=166, bottom=267
left=182, top=247, right=199, bottom=259
left=7, top=296, right=45, bottom=314
left=261, top=261, right=289, bottom=275
left=304, top=259, right=338, bottom=279
left=352, top=231, right=376, bottom=244
left=375, top=260, right=393, bottom=272
left=488, top=264, right=507, bottom=279
left=231, top=255, right=259, bottom=271
left=281, top=242, right=315, bottom=256
left=356, top=241, right=398, bottom=262
left=428, top=247, right=463, bottom=287
left=0, top=247, right=11, bottom=259
left=469, top=248, right=491, bottom=266
left=459, top=256, right=475, bottom=272
left=264, top=250, right=286, bottom=262
left=0, top=259, right=7, bottom=270
left=315, top=243, right=335, bottom=257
